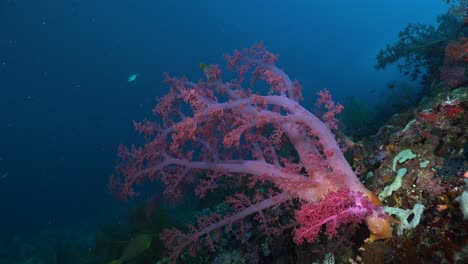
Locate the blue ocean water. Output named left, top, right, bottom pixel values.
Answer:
left=1, top=1, right=463, bottom=263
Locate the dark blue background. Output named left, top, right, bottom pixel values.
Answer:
left=0, top=0, right=446, bottom=236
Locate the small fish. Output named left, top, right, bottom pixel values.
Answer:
left=369, top=89, right=376, bottom=93
left=1, top=172, right=8, bottom=179
left=108, top=234, right=152, bottom=264
left=199, top=63, right=212, bottom=79
left=127, top=73, right=139, bottom=83
left=199, top=63, right=210, bottom=74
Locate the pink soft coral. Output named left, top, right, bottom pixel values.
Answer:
left=294, top=189, right=375, bottom=244
left=110, top=43, right=392, bottom=262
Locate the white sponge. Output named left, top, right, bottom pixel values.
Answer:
left=384, top=203, right=425, bottom=235
left=455, top=191, right=468, bottom=220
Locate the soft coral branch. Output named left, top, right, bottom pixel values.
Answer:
left=293, top=189, right=374, bottom=244
left=161, top=191, right=291, bottom=261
